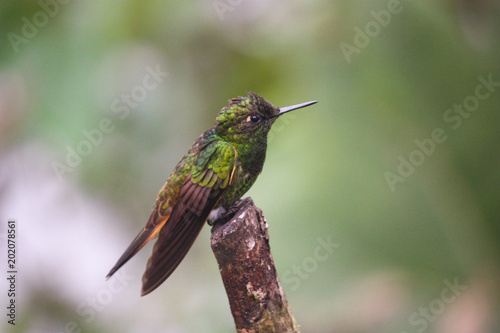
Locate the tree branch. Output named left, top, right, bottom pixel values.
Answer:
left=210, top=198, right=299, bottom=333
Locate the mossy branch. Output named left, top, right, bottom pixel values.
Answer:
left=211, top=198, right=299, bottom=333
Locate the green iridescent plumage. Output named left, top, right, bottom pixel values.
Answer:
left=107, top=92, right=317, bottom=295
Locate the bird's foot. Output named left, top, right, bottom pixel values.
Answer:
left=207, top=201, right=243, bottom=227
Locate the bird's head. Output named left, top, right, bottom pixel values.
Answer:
left=214, top=92, right=317, bottom=144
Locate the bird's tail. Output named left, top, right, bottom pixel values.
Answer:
left=106, top=223, right=164, bottom=279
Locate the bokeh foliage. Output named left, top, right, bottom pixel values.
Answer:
left=1, top=1, right=499, bottom=332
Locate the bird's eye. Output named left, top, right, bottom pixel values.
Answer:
left=247, top=115, right=261, bottom=123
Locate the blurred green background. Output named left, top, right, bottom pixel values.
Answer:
left=1, top=1, right=499, bottom=332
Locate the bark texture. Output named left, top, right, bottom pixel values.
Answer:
left=211, top=198, right=299, bottom=333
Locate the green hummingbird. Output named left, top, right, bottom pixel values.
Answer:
left=106, top=92, right=317, bottom=295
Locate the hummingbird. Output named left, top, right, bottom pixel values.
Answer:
left=106, top=92, right=317, bottom=295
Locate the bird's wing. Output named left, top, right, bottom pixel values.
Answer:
left=106, top=203, right=171, bottom=279
left=141, top=141, right=237, bottom=295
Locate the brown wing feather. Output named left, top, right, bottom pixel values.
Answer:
left=106, top=205, right=170, bottom=279
left=140, top=175, right=222, bottom=295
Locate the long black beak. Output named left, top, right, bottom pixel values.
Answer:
left=276, top=100, right=318, bottom=117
